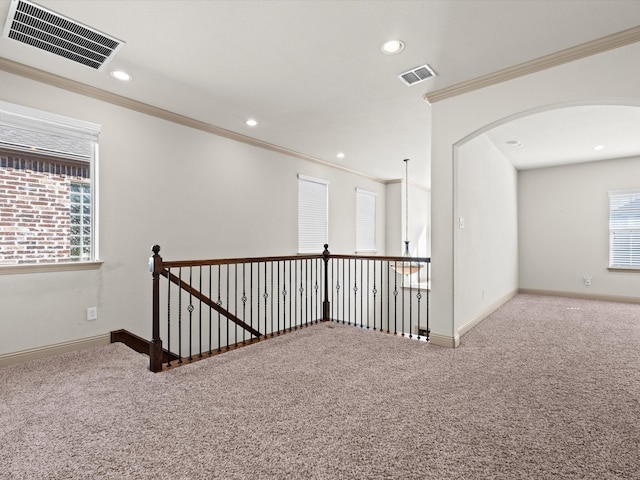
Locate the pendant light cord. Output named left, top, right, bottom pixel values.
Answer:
left=404, top=158, right=410, bottom=256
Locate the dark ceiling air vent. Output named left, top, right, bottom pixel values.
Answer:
left=398, top=64, right=437, bottom=86
left=2, top=0, right=125, bottom=70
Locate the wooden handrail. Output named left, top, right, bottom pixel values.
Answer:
left=329, top=254, right=430, bottom=263
left=161, top=254, right=322, bottom=269
left=160, top=254, right=430, bottom=269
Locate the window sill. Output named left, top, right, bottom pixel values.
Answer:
left=0, top=261, right=103, bottom=275
left=608, top=267, right=640, bottom=273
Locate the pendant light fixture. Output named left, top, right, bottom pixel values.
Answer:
left=392, top=158, right=424, bottom=275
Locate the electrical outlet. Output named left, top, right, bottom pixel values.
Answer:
left=87, top=307, right=98, bottom=321
left=583, top=276, right=592, bottom=287
left=459, top=217, right=465, bottom=229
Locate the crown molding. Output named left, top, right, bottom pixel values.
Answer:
left=0, top=56, right=384, bottom=184
left=424, top=25, right=640, bottom=104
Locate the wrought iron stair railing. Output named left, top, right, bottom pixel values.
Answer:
left=149, top=245, right=430, bottom=372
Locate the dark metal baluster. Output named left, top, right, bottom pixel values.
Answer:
left=288, top=260, right=293, bottom=331
left=292, top=260, right=296, bottom=329
left=385, top=261, right=389, bottom=333
left=408, top=270, right=413, bottom=339
left=269, top=261, right=273, bottom=337
left=199, top=266, right=203, bottom=357
left=263, top=261, right=269, bottom=338
left=226, top=264, right=230, bottom=350
left=167, top=266, right=171, bottom=368
left=304, top=259, right=308, bottom=326
left=359, top=259, right=364, bottom=328
left=217, top=265, right=222, bottom=353
left=425, top=262, right=430, bottom=340
left=254, top=262, right=257, bottom=340
left=277, top=260, right=281, bottom=335
left=372, top=261, right=377, bottom=331
left=331, top=258, right=335, bottom=321
left=188, top=266, right=193, bottom=361
left=242, top=263, right=247, bottom=345
left=178, top=268, right=183, bottom=364
left=348, top=259, right=352, bottom=326
left=342, top=258, right=349, bottom=323
left=299, top=259, right=304, bottom=327
left=393, top=262, right=398, bottom=335
left=416, top=264, right=422, bottom=339
left=235, top=264, right=239, bottom=346
left=208, top=265, right=212, bottom=354
left=380, top=260, right=382, bottom=331
left=366, top=260, right=370, bottom=329
left=283, top=261, right=288, bottom=332
left=314, top=258, right=319, bottom=323
left=401, top=265, right=405, bottom=337
left=334, top=259, right=340, bottom=323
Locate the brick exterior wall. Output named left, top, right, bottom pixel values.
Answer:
left=0, top=154, right=90, bottom=264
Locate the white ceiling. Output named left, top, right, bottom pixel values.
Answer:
left=485, top=105, right=640, bottom=170
left=1, top=0, right=640, bottom=186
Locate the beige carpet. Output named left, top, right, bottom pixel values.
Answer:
left=1, top=294, right=639, bottom=479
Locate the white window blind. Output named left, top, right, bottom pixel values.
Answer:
left=298, top=174, right=328, bottom=254
left=356, top=188, right=376, bottom=252
left=609, top=189, right=640, bottom=268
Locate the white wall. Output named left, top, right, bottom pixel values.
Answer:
left=519, top=155, right=640, bottom=299
left=455, top=134, right=518, bottom=333
left=0, top=70, right=386, bottom=356
left=385, top=181, right=430, bottom=258
left=430, top=41, right=640, bottom=345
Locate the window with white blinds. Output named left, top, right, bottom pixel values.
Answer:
left=609, top=189, right=640, bottom=268
left=298, top=174, right=329, bottom=254
left=356, top=188, right=376, bottom=253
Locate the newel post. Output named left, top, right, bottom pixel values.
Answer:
left=322, top=244, right=330, bottom=321
left=150, top=245, right=163, bottom=372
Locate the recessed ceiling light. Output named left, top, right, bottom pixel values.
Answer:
left=381, top=40, right=405, bottom=55
left=336, top=152, right=345, bottom=159
left=110, top=70, right=132, bottom=81
left=506, top=140, right=522, bottom=148
left=245, top=119, right=258, bottom=127
left=594, top=145, right=605, bottom=151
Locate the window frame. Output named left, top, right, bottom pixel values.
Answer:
left=608, top=189, right=640, bottom=271
left=0, top=101, right=101, bottom=272
left=297, top=174, right=329, bottom=254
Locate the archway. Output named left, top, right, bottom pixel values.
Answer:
left=452, top=102, right=640, bottom=339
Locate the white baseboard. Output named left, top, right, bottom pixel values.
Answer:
left=518, top=288, right=640, bottom=305
left=0, top=334, right=111, bottom=367
left=429, top=332, right=460, bottom=348
left=457, top=289, right=519, bottom=339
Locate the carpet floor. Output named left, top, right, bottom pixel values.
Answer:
left=1, top=294, right=639, bottom=479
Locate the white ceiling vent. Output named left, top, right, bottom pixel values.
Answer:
left=2, top=0, right=125, bottom=70
left=398, top=64, right=437, bottom=86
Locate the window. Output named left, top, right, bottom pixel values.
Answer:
left=356, top=188, right=376, bottom=253
left=70, top=182, right=92, bottom=261
left=609, top=189, right=640, bottom=269
left=298, top=174, right=328, bottom=254
left=0, top=101, right=100, bottom=265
